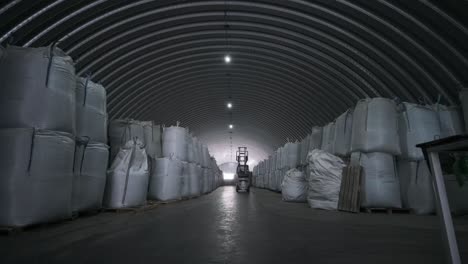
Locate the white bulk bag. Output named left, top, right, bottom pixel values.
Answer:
left=72, top=140, right=109, bottom=212
left=399, top=103, right=441, bottom=160
left=300, top=135, right=311, bottom=165
left=459, top=89, right=468, bottom=133
left=281, top=141, right=299, bottom=169
left=282, top=169, right=308, bottom=202
left=307, top=149, right=345, bottom=210
left=309, top=126, right=323, bottom=150
left=142, top=122, right=162, bottom=159
left=75, top=78, right=107, bottom=143
left=0, top=128, right=74, bottom=227
left=321, top=122, right=335, bottom=154
left=189, top=163, right=201, bottom=197
left=333, top=109, right=353, bottom=156
left=431, top=104, right=464, bottom=137
left=276, top=147, right=283, bottom=170
left=109, top=119, right=145, bottom=161
left=351, top=98, right=401, bottom=155
left=162, top=125, right=187, bottom=161
left=148, top=156, right=183, bottom=201
left=398, top=160, right=435, bottom=214
left=0, top=46, right=76, bottom=134
left=180, top=162, right=191, bottom=198
left=351, top=152, right=402, bottom=208
left=104, top=140, right=149, bottom=208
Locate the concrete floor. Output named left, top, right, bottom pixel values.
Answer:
left=1, top=186, right=468, bottom=264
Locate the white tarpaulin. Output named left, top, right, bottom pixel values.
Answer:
left=307, top=149, right=345, bottom=210
left=281, top=169, right=308, bottom=202
left=103, top=140, right=149, bottom=208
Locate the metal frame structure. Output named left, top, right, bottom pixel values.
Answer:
left=418, top=136, right=468, bottom=264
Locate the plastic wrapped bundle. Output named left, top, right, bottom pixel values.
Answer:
left=399, top=103, right=441, bottom=160
left=72, top=139, right=109, bottom=212
left=189, top=163, right=201, bottom=197
left=397, top=160, right=435, bottom=214
left=75, top=78, right=107, bottom=143
left=309, top=126, right=323, bottom=150
left=282, top=169, right=308, bottom=202
left=321, top=122, right=335, bottom=154
left=307, top=149, right=345, bottom=210
left=109, top=119, right=145, bottom=161
left=148, top=156, right=182, bottom=201
left=104, top=140, right=149, bottom=208
left=162, top=125, right=187, bottom=161
left=351, top=98, right=401, bottom=155
left=430, top=103, right=464, bottom=137
left=0, top=46, right=76, bottom=134
left=0, top=129, right=74, bottom=227
left=351, top=152, right=401, bottom=208
left=333, top=109, right=353, bottom=156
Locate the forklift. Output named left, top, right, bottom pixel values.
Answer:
left=235, top=147, right=252, bottom=193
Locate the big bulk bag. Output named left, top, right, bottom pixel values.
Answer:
left=282, top=169, right=308, bottom=202
left=459, top=89, right=468, bottom=133
left=351, top=152, right=402, bottom=208
left=0, top=128, right=74, bottom=227
left=333, top=109, right=353, bottom=156
left=399, top=103, right=441, bottom=160
left=0, top=45, right=76, bottom=134
left=75, top=77, right=107, bottom=143
left=180, top=162, right=191, bottom=198
left=299, top=135, right=311, bottom=165
left=321, top=122, right=335, bottom=154
left=351, top=98, right=401, bottom=155
left=72, top=139, right=109, bottom=212
left=309, top=126, right=323, bottom=150
left=397, top=160, right=435, bottom=214
left=109, top=119, right=145, bottom=161
left=103, top=140, right=149, bottom=208
left=142, top=121, right=162, bottom=159
left=148, top=156, right=182, bottom=201
left=189, top=163, right=201, bottom=197
left=307, top=149, right=345, bottom=210
left=162, top=125, right=187, bottom=161
left=431, top=104, right=465, bottom=137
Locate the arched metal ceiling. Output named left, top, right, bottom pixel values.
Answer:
left=1, top=0, right=468, bottom=165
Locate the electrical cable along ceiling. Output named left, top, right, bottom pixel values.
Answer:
left=1, top=0, right=468, bottom=165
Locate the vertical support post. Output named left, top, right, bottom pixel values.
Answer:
left=427, top=151, right=461, bottom=264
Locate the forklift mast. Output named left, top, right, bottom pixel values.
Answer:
left=236, top=147, right=250, bottom=177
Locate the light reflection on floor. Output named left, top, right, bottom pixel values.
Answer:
left=216, top=186, right=239, bottom=261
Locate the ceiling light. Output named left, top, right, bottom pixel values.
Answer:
left=229, top=124, right=234, bottom=129
left=227, top=102, right=232, bottom=109
left=224, top=55, right=231, bottom=63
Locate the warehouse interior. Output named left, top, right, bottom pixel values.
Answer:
left=1, top=1, right=468, bottom=263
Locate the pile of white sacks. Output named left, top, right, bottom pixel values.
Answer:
left=106, top=121, right=223, bottom=208
left=254, top=95, right=468, bottom=214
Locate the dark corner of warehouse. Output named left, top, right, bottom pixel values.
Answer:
left=0, top=1, right=468, bottom=264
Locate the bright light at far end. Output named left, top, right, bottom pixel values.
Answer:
left=223, top=173, right=235, bottom=180
left=227, top=102, right=232, bottom=109
left=224, top=55, right=231, bottom=63
left=229, top=124, right=234, bottom=129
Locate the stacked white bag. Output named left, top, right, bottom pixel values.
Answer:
left=333, top=109, right=353, bottom=157
left=397, top=103, right=440, bottom=214
left=104, top=140, right=149, bottom=208
left=350, top=98, right=402, bottom=208
left=321, top=122, right=335, bottom=154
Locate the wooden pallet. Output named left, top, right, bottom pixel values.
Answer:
left=338, top=165, right=362, bottom=213
left=361, top=208, right=412, bottom=214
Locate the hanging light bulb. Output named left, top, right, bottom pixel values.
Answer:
left=224, top=55, right=231, bottom=63
left=229, top=124, right=234, bottom=129
left=227, top=102, right=233, bottom=109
